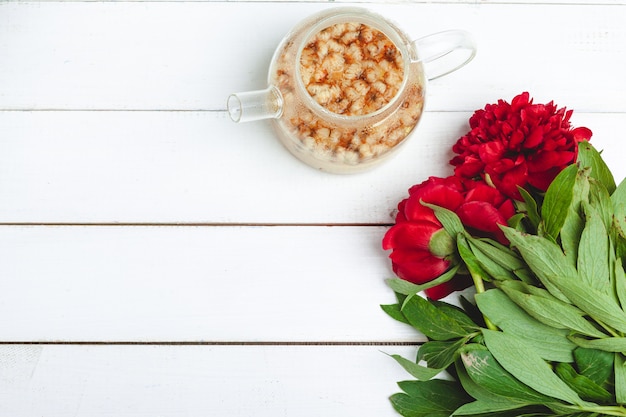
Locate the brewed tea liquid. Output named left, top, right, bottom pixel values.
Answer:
left=272, top=19, right=425, bottom=170
left=299, top=23, right=405, bottom=116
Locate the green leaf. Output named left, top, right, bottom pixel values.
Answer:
left=545, top=403, right=601, bottom=416
left=615, top=258, right=626, bottom=312
left=381, top=303, right=410, bottom=325
left=501, top=227, right=573, bottom=303
left=611, top=180, right=626, bottom=265
left=589, top=177, right=614, bottom=235
left=389, top=354, right=442, bottom=381
left=561, top=169, right=590, bottom=266
left=460, top=408, right=554, bottom=417
left=553, top=279, right=626, bottom=332
left=612, top=180, right=626, bottom=235
left=459, top=343, right=555, bottom=404
left=561, top=209, right=585, bottom=267
left=570, top=335, right=626, bottom=353
left=467, top=238, right=518, bottom=281
left=614, top=210, right=626, bottom=266
left=467, top=236, right=528, bottom=272
left=457, top=234, right=492, bottom=281
left=554, top=362, right=613, bottom=402
left=417, top=338, right=467, bottom=369
left=507, top=212, right=527, bottom=231
left=475, top=289, right=575, bottom=362
left=482, top=329, right=585, bottom=405
left=542, top=164, right=578, bottom=240
left=503, top=227, right=626, bottom=334
left=432, top=300, right=480, bottom=332
left=578, top=141, right=616, bottom=195
left=455, top=358, right=507, bottom=403
left=452, top=399, right=533, bottom=416
left=386, top=265, right=460, bottom=297
left=459, top=295, right=488, bottom=329
left=465, top=235, right=532, bottom=282
left=550, top=277, right=626, bottom=335
left=613, top=177, right=626, bottom=205
left=578, top=201, right=611, bottom=295
left=391, top=379, right=471, bottom=417
left=615, top=353, right=626, bottom=404
left=574, top=347, right=614, bottom=388
left=497, top=280, right=606, bottom=338
left=422, top=202, right=465, bottom=237
left=518, top=187, right=541, bottom=232
left=454, top=360, right=551, bottom=417
left=401, top=293, right=469, bottom=341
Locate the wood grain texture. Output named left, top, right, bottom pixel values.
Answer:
left=0, top=111, right=622, bottom=224
left=0, top=344, right=416, bottom=417
left=0, top=225, right=424, bottom=343
left=1, top=1, right=625, bottom=415
left=0, top=2, right=625, bottom=112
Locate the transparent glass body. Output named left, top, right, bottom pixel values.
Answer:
left=228, top=7, right=476, bottom=174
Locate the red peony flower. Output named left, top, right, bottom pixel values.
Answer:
left=450, top=92, right=592, bottom=200
left=382, top=176, right=515, bottom=299
left=457, top=179, right=516, bottom=244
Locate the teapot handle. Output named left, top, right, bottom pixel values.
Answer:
left=411, top=30, right=477, bottom=81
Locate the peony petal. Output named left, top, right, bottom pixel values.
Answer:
left=403, top=178, right=466, bottom=222
left=511, top=92, right=531, bottom=112
left=489, top=157, right=517, bottom=175
left=403, top=201, right=440, bottom=225
left=464, top=182, right=503, bottom=204
left=389, top=249, right=450, bottom=284
left=456, top=201, right=508, bottom=233
left=498, top=199, right=516, bottom=221
left=489, top=163, right=528, bottom=200
left=508, top=129, right=525, bottom=149
left=478, top=141, right=505, bottom=163
left=527, top=167, right=561, bottom=192
left=419, top=185, right=465, bottom=209
left=394, top=200, right=409, bottom=223
left=453, top=159, right=485, bottom=178
left=382, top=222, right=441, bottom=251
left=457, top=201, right=512, bottom=244
left=523, top=127, right=544, bottom=149
left=572, top=127, right=592, bottom=142
left=526, top=150, right=575, bottom=172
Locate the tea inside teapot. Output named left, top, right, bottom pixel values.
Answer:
left=298, top=22, right=405, bottom=116
left=269, top=12, right=425, bottom=171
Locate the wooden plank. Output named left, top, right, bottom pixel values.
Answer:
left=25, top=0, right=626, bottom=4
left=0, top=2, right=624, bottom=112
left=0, top=344, right=417, bottom=417
left=0, top=109, right=464, bottom=224
left=0, top=225, right=423, bottom=343
left=1, top=111, right=622, bottom=224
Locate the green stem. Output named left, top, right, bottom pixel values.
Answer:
left=470, top=271, right=498, bottom=331
left=566, top=405, right=626, bottom=416
left=471, top=270, right=486, bottom=294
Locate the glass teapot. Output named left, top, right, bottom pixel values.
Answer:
left=228, top=7, right=476, bottom=173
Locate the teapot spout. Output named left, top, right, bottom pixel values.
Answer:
left=227, top=86, right=283, bottom=123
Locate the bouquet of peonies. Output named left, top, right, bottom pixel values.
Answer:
left=381, top=92, right=626, bottom=416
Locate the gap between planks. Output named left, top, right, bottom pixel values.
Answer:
left=0, top=222, right=394, bottom=227
left=0, top=341, right=419, bottom=346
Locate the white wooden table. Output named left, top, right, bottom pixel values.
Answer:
left=1, top=1, right=625, bottom=415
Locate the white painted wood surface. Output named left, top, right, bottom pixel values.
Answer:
left=1, top=1, right=625, bottom=415
left=0, top=344, right=416, bottom=416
